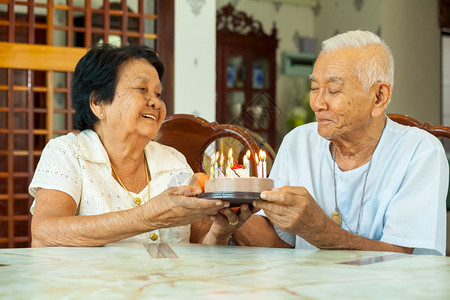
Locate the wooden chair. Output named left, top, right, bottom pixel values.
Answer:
left=387, top=114, right=450, bottom=138
left=387, top=114, right=450, bottom=214
left=154, top=114, right=260, bottom=175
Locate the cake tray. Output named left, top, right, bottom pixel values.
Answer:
left=196, top=192, right=262, bottom=206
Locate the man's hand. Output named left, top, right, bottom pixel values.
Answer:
left=254, top=185, right=413, bottom=254
left=210, top=204, right=260, bottom=237
left=254, top=186, right=328, bottom=240
left=191, top=204, right=260, bottom=245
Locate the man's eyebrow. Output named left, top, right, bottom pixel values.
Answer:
left=309, top=75, right=344, bottom=84
left=327, top=76, right=344, bottom=84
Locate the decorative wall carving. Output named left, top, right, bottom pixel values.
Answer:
left=354, top=0, right=364, bottom=12
left=312, top=0, right=321, bottom=17
left=187, top=0, right=206, bottom=16
left=273, top=2, right=282, bottom=12
left=216, top=3, right=277, bottom=38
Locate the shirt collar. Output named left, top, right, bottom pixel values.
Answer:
left=76, top=129, right=110, bottom=164
left=76, top=130, right=189, bottom=174
left=145, top=141, right=190, bottom=176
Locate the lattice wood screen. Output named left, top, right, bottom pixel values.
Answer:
left=0, top=0, right=162, bottom=248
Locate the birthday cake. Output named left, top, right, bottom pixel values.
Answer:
left=202, top=149, right=272, bottom=202
left=205, top=177, right=274, bottom=193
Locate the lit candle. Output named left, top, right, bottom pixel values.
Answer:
left=226, top=148, right=233, bottom=177
left=210, top=153, right=215, bottom=178
left=255, top=153, right=261, bottom=178
left=219, top=152, right=225, bottom=178
left=243, top=150, right=250, bottom=177
left=214, top=151, right=220, bottom=178
left=260, top=150, right=267, bottom=178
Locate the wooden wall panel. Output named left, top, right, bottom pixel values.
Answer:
left=0, top=0, right=170, bottom=248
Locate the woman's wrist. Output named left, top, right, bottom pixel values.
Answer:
left=134, top=204, right=160, bottom=232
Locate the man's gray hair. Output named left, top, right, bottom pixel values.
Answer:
left=321, top=30, right=394, bottom=91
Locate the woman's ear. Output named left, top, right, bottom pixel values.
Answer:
left=89, top=95, right=103, bottom=119
left=371, top=81, right=392, bottom=117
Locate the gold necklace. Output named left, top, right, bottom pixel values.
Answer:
left=330, top=124, right=385, bottom=234
left=111, top=157, right=150, bottom=206
left=330, top=146, right=372, bottom=235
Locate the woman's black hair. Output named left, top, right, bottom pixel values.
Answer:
left=71, top=44, right=164, bottom=131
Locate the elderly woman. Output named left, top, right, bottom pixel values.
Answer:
left=29, top=44, right=245, bottom=247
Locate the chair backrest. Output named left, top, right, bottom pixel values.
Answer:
left=154, top=114, right=260, bottom=175
left=387, top=113, right=450, bottom=214
left=387, top=114, right=450, bottom=139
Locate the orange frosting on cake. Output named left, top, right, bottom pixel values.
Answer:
left=205, top=177, right=274, bottom=193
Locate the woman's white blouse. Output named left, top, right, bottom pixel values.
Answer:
left=29, top=129, right=194, bottom=244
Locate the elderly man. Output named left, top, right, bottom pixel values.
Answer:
left=232, top=30, right=448, bottom=255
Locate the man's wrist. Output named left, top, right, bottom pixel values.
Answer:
left=204, top=231, right=232, bottom=245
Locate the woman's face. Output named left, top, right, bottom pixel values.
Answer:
left=102, top=58, right=166, bottom=141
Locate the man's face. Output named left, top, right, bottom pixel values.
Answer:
left=309, top=49, right=374, bottom=141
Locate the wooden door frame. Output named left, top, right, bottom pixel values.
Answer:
left=156, top=0, right=174, bottom=115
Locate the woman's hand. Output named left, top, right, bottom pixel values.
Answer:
left=31, top=186, right=229, bottom=247
left=192, top=204, right=260, bottom=245
left=142, top=185, right=229, bottom=229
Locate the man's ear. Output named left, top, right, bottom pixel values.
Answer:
left=89, top=95, right=103, bottom=119
left=371, top=81, right=392, bottom=117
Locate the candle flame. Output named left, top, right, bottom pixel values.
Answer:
left=243, top=150, right=249, bottom=168
left=255, top=153, right=259, bottom=164
left=243, top=149, right=251, bottom=177
left=228, top=148, right=233, bottom=160
left=259, top=150, right=266, bottom=160
left=215, top=151, right=219, bottom=161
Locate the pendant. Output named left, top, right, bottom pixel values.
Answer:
left=330, top=211, right=342, bottom=226
left=134, top=197, right=142, bottom=206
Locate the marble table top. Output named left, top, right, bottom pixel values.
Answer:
left=1, top=243, right=449, bottom=299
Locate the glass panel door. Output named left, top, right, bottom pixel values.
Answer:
left=227, top=55, right=245, bottom=89
left=252, top=56, right=269, bottom=89
left=226, top=91, right=245, bottom=125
